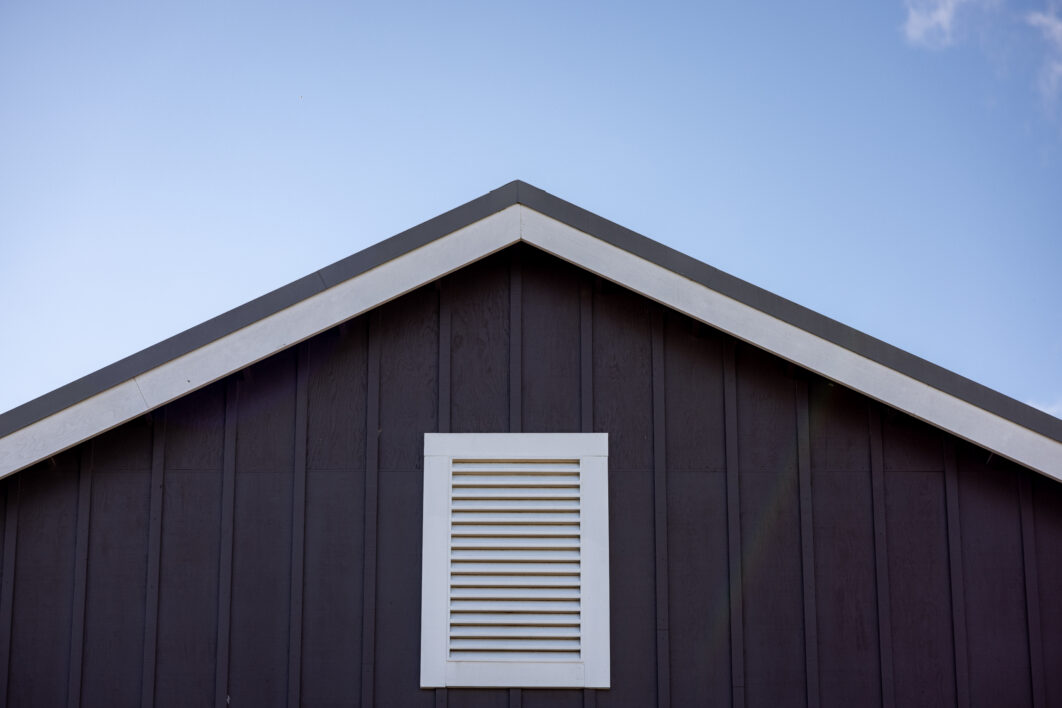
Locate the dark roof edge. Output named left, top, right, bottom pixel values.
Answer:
left=3, top=179, right=1060, bottom=447
left=515, top=181, right=1062, bottom=443
left=0, top=181, right=521, bottom=439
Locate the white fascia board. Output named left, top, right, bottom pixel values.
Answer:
left=4, top=200, right=1059, bottom=482
left=0, top=205, right=522, bottom=478
left=0, top=381, right=148, bottom=476
left=519, top=206, right=1062, bottom=482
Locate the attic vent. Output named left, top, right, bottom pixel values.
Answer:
left=421, top=434, right=610, bottom=688
left=448, top=460, right=582, bottom=661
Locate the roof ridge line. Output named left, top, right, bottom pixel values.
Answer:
left=1, top=181, right=1059, bottom=477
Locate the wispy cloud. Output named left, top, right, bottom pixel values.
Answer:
left=902, top=0, right=1062, bottom=118
left=1027, top=9, right=1062, bottom=104
left=1028, top=9, right=1062, bottom=47
left=904, top=0, right=975, bottom=47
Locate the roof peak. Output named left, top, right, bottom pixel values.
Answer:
left=2, top=183, right=1060, bottom=480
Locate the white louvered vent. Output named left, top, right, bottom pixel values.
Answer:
left=448, top=459, right=582, bottom=661
left=422, top=433, right=609, bottom=689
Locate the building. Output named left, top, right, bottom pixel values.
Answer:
left=0, top=181, right=1059, bottom=708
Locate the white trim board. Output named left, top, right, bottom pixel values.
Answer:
left=0, top=205, right=521, bottom=478
left=2, top=202, right=1060, bottom=482
left=519, top=207, right=1062, bottom=480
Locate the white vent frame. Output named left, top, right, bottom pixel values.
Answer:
left=421, top=433, right=610, bottom=689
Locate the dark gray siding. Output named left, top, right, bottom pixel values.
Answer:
left=0, top=244, right=1057, bottom=708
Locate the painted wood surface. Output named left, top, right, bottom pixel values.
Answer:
left=0, top=243, right=1058, bottom=707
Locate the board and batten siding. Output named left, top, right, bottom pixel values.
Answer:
left=0, top=244, right=1058, bottom=708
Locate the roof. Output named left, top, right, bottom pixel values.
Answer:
left=2, top=180, right=1060, bottom=480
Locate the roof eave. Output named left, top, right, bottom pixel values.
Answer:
left=1, top=181, right=1059, bottom=481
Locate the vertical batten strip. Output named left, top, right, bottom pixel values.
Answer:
left=584, top=684, right=597, bottom=708
left=287, top=344, right=310, bottom=708
left=723, top=341, right=745, bottom=708
left=141, top=411, right=167, bottom=708
left=510, top=253, right=523, bottom=434
left=868, top=408, right=895, bottom=708
left=67, top=445, right=92, bottom=708
left=361, top=311, right=382, bottom=708
left=795, top=380, right=820, bottom=708
left=944, top=441, right=970, bottom=708
left=437, top=281, right=450, bottom=708
left=214, top=379, right=238, bottom=708
left=580, top=278, right=595, bottom=708
left=1019, top=475, right=1046, bottom=708
left=0, top=478, right=18, bottom=705
left=651, top=312, right=671, bottom=708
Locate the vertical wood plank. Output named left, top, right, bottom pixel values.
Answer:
left=520, top=247, right=581, bottom=435
left=735, top=348, right=804, bottom=708
left=361, top=310, right=382, bottom=708
left=868, top=409, right=895, bottom=708
left=651, top=312, right=671, bottom=708
left=449, top=255, right=508, bottom=438
left=581, top=278, right=594, bottom=708
left=581, top=280, right=598, bottom=435
left=944, top=441, right=970, bottom=708
left=1031, top=474, right=1062, bottom=706
left=215, top=379, right=238, bottom=708
left=230, top=356, right=295, bottom=704
left=663, top=317, right=730, bottom=706
left=580, top=279, right=593, bottom=433
left=81, top=420, right=153, bottom=707
left=958, top=447, right=1030, bottom=705
left=0, top=479, right=19, bottom=705
left=807, top=382, right=879, bottom=708
left=796, top=380, right=820, bottom=708
left=439, top=282, right=451, bottom=435
left=8, top=453, right=79, bottom=705
left=593, top=277, right=656, bottom=705
left=67, top=446, right=92, bottom=708
left=155, top=384, right=225, bottom=708
left=723, top=341, right=746, bottom=708
left=141, top=412, right=167, bottom=708
left=287, top=343, right=310, bottom=708
left=302, top=323, right=367, bottom=706
left=437, top=281, right=450, bottom=708
left=1019, top=475, right=1046, bottom=708
left=374, top=288, right=437, bottom=708
left=510, top=253, right=522, bottom=434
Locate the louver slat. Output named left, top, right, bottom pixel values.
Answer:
left=448, top=460, right=582, bottom=661
left=451, top=538, right=580, bottom=550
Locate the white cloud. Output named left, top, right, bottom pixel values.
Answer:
left=1027, top=10, right=1062, bottom=104
left=904, top=0, right=974, bottom=47
left=1028, top=10, right=1062, bottom=48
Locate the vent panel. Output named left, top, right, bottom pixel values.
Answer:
left=448, top=460, right=582, bottom=661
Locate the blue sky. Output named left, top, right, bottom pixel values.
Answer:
left=1, top=0, right=1060, bottom=420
